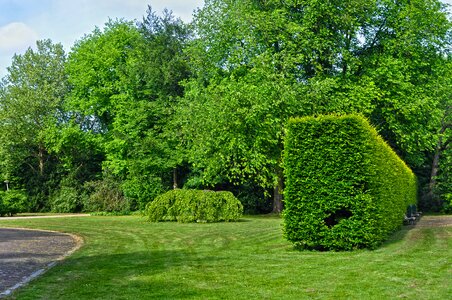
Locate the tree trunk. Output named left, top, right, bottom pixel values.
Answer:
left=428, top=145, right=441, bottom=196
left=38, top=145, right=45, bottom=177
left=173, top=167, right=178, bottom=189
left=272, top=174, right=284, bottom=214
left=426, top=122, right=449, bottom=209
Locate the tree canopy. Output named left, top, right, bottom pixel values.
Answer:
left=0, top=2, right=450, bottom=214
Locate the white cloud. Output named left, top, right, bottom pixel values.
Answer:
left=0, top=1, right=203, bottom=78
left=23, top=0, right=203, bottom=52
left=0, top=22, right=39, bottom=54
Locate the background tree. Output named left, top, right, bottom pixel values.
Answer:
left=424, top=58, right=451, bottom=211
left=66, top=19, right=147, bottom=209
left=119, top=7, right=192, bottom=208
left=67, top=10, right=192, bottom=209
left=0, top=2, right=449, bottom=213
left=0, top=39, right=68, bottom=210
left=178, top=0, right=451, bottom=212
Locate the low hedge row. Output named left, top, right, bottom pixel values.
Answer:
left=144, top=189, right=243, bottom=223
left=283, top=114, right=417, bottom=250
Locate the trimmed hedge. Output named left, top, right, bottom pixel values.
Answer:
left=283, top=115, right=417, bottom=250
left=144, top=189, right=243, bottom=223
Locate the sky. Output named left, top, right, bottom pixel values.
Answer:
left=0, top=0, right=204, bottom=78
left=0, top=0, right=451, bottom=78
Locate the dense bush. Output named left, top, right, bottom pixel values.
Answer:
left=443, top=193, right=452, bottom=214
left=122, top=175, right=165, bottom=211
left=233, top=183, right=273, bottom=215
left=0, top=190, right=28, bottom=216
left=144, top=189, right=243, bottom=223
left=50, top=186, right=82, bottom=213
left=283, top=115, right=417, bottom=250
left=83, top=178, right=130, bottom=213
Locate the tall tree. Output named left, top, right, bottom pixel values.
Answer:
left=424, top=58, right=452, bottom=210
left=120, top=7, right=192, bottom=202
left=67, top=11, right=192, bottom=209
left=0, top=39, right=68, bottom=209
left=179, top=0, right=451, bottom=212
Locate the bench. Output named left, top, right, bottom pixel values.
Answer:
left=403, top=204, right=422, bottom=225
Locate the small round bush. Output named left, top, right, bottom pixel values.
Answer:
left=0, top=190, right=27, bottom=216
left=144, top=189, right=243, bottom=223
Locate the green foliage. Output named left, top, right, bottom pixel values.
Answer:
left=0, top=39, right=68, bottom=210
left=66, top=20, right=143, bottom=130
left=67, top=11, right=191, bottom=209
left=144, top=189, right=243, bottom=223
left=122, top=174, right=165, bottom=211
left=438, top=149, right=452, bottom=213
left=0, top=189, right=28, bottom=216
left=1, top=216, right=450, bottom=299
left=49, top=186, right=82, bottom=213
left=283, top=115, right=417, bottom=250
left=178, top=65, right=296, bottom=190
left=0, top=2, right=450, bottom=214
left=443, top=193, right=452, bottom=214
left=179, top=0, right=451, bottom=213
left=83, top=178, right=130, bottom=213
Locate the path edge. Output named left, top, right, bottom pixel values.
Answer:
left=0, top=228, right=84, bottom=298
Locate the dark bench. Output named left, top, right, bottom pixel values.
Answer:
left=404, top=204, right=422, bottom=225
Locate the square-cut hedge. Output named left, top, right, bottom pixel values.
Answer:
left=283, top=115, right=417, bottom=250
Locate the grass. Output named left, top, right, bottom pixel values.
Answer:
left=0, top=215, right=450, bottom=299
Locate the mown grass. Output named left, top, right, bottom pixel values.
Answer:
left=0, top=215, right=450, bottom=299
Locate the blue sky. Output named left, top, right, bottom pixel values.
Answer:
left=0, top=0, right=451, bottom=78
left=0, top=0, right=204, bottom=77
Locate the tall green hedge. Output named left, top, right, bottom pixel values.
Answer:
left=144, top=189, right=243, bottom=223
left=283, top=115, right=417, bottom=250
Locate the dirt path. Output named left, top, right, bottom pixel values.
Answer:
left=0, top=228, right=82, bottom=298
left=415, top=215, right=452, bottom=227
left=0, top=214, right=90, bottom=221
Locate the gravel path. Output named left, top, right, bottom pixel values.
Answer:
left=415, top=215, right=452, bottom=227
left=0, top=214, right=90, bottom=221
left=0, top=228, right=82, bottom=298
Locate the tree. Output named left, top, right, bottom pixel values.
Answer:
left=67, top=11, right=192, bottom=209
left=66, top=20, right=143, bottom=132
left=179, top=0, right=451, bottom=212
left=424, top=58, right=452, bottom=210
left=0, top=39, right=68, bottom=209
left=182, top=0, right=314, bottom=212
left=120, top=7, right=192, bottom=205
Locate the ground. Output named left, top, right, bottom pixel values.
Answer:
left=0, top=227, right=82, bottom=297
left=0, top=214, right=450, bottom=299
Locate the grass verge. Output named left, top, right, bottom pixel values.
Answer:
left=0, top=215, right=450, bottom=299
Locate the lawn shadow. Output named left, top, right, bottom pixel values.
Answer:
left=20, top=249, right=224, bottom=299
left=379, top=223, right=417, bottom=249
left=235, top=218, right=252, bottom=222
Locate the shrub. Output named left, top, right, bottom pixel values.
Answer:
left=122, top=175, right=164, bottom=211
left=0, top=190, right=28, bottom=216
left=83, top=178, right=130, bottom=213
left=144, top=189, right=243, bottom=223
left=442, top=193, right=452, bottom=214
left=283, top=115, right=417, bottom=250
left=50, top=186, right=82, bottom=213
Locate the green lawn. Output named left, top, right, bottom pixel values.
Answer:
left=0, top=215, right=450, bottom=299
